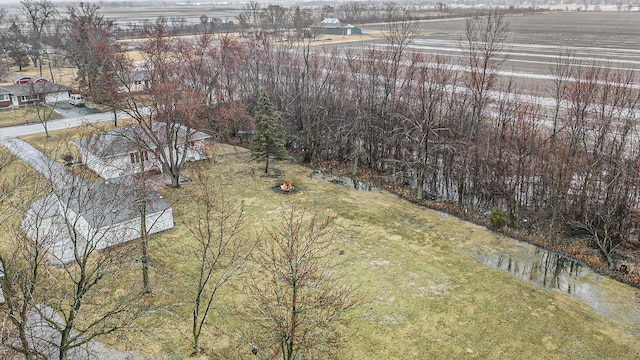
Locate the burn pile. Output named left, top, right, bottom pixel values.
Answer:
left=273, top=181, right=299, bottom=194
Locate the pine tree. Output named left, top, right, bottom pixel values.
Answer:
left=250, top=89, right=287, bottom=173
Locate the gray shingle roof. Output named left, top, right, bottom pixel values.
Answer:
left=57, top=175, right=172, bottom=229
left=0, top=82, right=72, bottom=96
left=72, top=123, right=210, bottom=158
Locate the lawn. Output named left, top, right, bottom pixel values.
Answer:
left=0, top=106, right=63, bottom=128
left=11, top=128, right=640, bottom=359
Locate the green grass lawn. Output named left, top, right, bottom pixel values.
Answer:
left=0, top=107, right=62, bottom=127
left=12, top=128, right=640, bottom=359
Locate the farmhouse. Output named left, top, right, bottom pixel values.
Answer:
left=73, top=123, right=210, bottom=179
left=315, top=18, right=362, bottom=36
left=22, top=175, right=174, bottom=265
left=0, top=78, right=72, bottom=109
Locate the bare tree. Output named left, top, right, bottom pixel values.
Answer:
left=458, top=11, right=509, bottom=209
left=114, top=21, right=208, bottom=188
left=1, top=152, right=159, bottom=359
left=242, top=1, right=262, bottom=26
left=6, top=19, right=31, bottom=72
left=20, top=0, right=58, bottom=76
left=260, top=5, right=290, bottom=39
left=183, top=169, right=253, bottom=355
left=0, top=150, right=44, bottom=360
left=406, top=54, right=456, bottom=201
left=64, top=2, right=118, bottom=108
left=242, top=203, right=357, bottom=360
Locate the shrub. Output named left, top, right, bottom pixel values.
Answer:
left=489, top=207, right=508, bottom=229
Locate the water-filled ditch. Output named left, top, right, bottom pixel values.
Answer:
left=322, top=171, right=640, bottom=338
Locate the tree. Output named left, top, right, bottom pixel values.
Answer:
left=242, top=203, right=357, bottom=359
left=0, top=150, right=157, bottom=359
left=260, top=5, right=290, bottom=38
left=184, top=169, right=253, bottom=355
left=64, top=2, right=118, bottom=108
left=250, top=89, right=287, bottom=173
left=0, top=149, right=43, bottom=360
left=32, top=97, right=56, bottom=138
left=242, top=1, right=261, bottom=26
left=6, top=20, right=31, bottom=71
left=115, top=20, right=208, bottom=188
left=458, top=11, right=509, bottom=209
left=20, top=0, right=58, bottom=75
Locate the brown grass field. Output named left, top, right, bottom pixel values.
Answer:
left=5, top=126, right=638, bottom=359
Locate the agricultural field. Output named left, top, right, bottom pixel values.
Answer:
left=343, top=11, right=640, bottom=96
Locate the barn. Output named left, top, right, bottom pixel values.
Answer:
left=317, top=18, right=363, bottom=36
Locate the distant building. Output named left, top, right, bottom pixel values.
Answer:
left=0, top=76, right=72, bottom=109
left=11, top=74, right=47, bottom=84
left=314, top=18, right=362, bottom=36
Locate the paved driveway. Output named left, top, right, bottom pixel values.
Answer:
left=50, top=101, right=102, bottom=118
left=0, top=138, right=78, bottom=191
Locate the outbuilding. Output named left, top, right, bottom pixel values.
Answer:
left=316, top=18, right=362, bottom=36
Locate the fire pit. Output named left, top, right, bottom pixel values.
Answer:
left=273, top=181, right=299, bottom=194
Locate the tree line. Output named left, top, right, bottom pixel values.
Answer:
left=70, top=9, right=640, bottom=274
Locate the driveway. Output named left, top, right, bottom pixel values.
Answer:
left=50, top=101, right=102, bottom=118
left=0, top=137, right=78, bottom=191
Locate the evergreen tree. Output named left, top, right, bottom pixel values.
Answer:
left=250, top=89, right=287, bottom=173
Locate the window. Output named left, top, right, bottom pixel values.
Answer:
left=134, top=80, right=142, bottom=86
left=0, top=94, right=9, bottom=101
left=130, top=150, right=149, bottom=164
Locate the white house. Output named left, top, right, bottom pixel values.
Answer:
left=73, top=123, right=210, bottom=180
left=22, top=176, right=174, bottom=265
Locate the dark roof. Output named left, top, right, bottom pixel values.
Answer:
left=72, top=123, right=211, bottom=158
left=57, top=175, right=171, bottom=229
left=0, top=82, right=72, bottom=96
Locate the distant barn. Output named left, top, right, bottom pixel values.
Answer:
left=315, top=18, right=362, bottom=36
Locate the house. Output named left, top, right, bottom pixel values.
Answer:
left=26, top=304, right=142, bottom=359
left=22, top=175, right=174, bottom=265
left=73, top=123, right=211, bottom=179
left=0, top=88, right=12, bottom=108
left=314, top=18, right=363, bottom=36
left=0, top=80, right=72, bottom=109
left=11, top=74, right=47, bottom=85
left=122, top=69, right=151, bottom=93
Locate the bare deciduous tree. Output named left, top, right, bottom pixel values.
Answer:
left=183, top=169, right=253, bottom=355
left=242, top=203, right=357, bottom=360
left=20, top=0, right=58, bottom=75
left=458, top=10, right=509, bottom=209
left=1, top=154, right=158, bottom=359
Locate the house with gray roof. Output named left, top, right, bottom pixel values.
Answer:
left=23, top=175, right=174, bottom=265
left=0, top=79, right=72, bottom=109
left=73, top=123, right=210, bottom=179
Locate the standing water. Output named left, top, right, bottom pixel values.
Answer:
left=474, top=240, right=640, bottom=338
